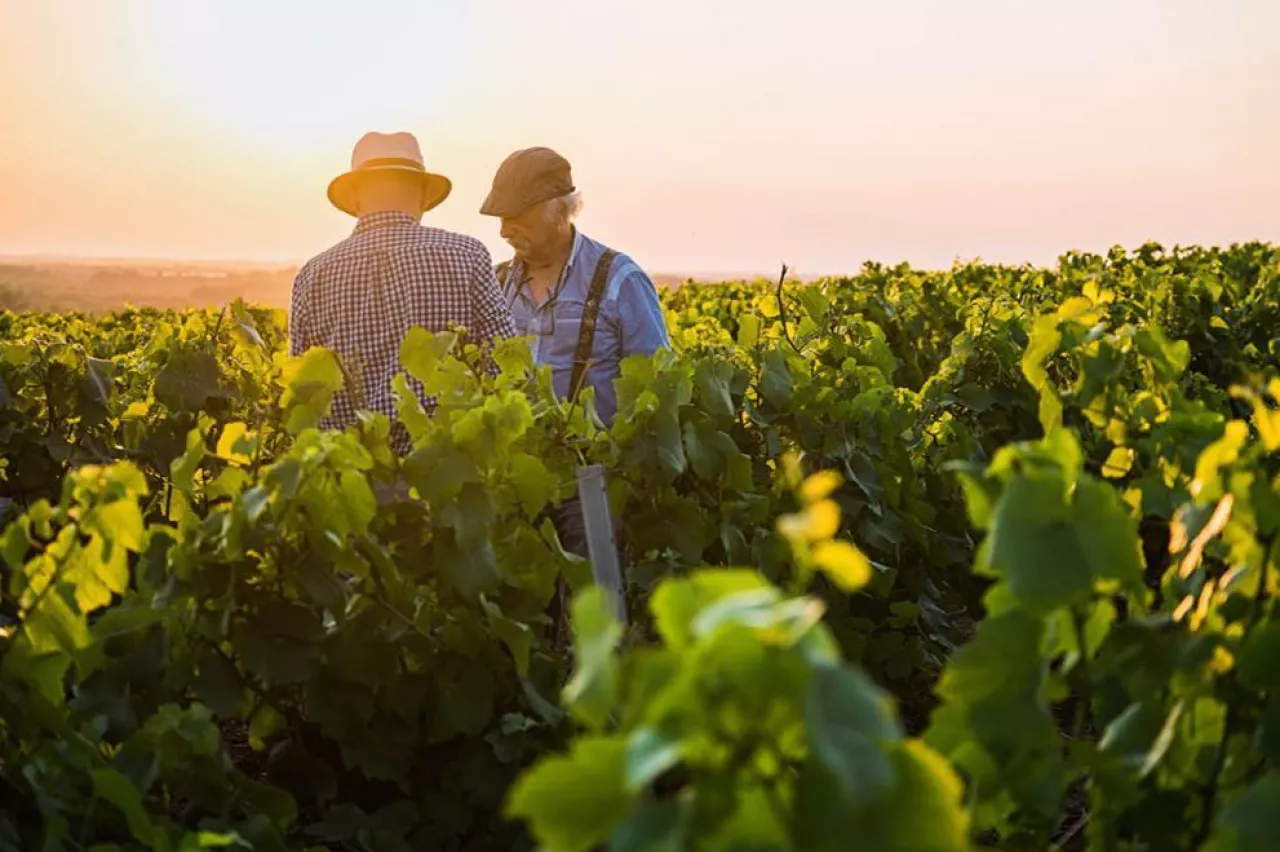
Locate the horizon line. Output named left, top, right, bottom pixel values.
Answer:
left=0, top=251, right=840, bottom=281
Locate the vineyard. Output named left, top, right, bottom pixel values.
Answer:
left=2, top=241, right=1280, bottom=851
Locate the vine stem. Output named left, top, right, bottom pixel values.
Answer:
left=762, top=777, right=790, bottom=839
left=1070, top=606, right=1092, bottom=744
left=1054, top=812, right=1090, bottom=849
left=775, top=263, right=800, bottom=353
left=207, top=305, right=228, bottom=347
left=78, top=795, right=99, bottom=847
left=1194, top=534, right=1274, bottom=848
left=1195, top=702, right=1237, bottom=847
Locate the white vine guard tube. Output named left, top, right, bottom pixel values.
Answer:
left=575, top=463, right=627, bottom=625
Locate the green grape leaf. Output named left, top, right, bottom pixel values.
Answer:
left=650, top=570, right=772, bottom=651
left=694, top=360, right=737, bottom=421
left=856, top=740, right=971, bottom=851
left=813, top=540, right=873, bottom=593
left=805, top=665, right=902, bottom=806
left=1097, top=699, right=1184, bottom=779
left=483, top=598, right=534, bottom=678
left=1238, top=620, right=1280, bottom=692
left=231, top=621, right=322, bottom=687
left=1193, top=420, right=1249, bottom=494
left=794, top=739, right=970, bottom=851
left=624, top=727, right=683, bottom=793
left=237, top=777, right=298, bottom=830
left=562, top=587, right=623, bottom=730
left=402, top=446, right=481, bottom=505
left=982, top=473, right=1143, bottom=613
left=1102, top=446, right=1137, bottom=479
left=193, top=647, right=245, bottom=718
left=92, top=768, right=159, bottom=848
left=216, top=422, right=254, bottom=465
left=505, top=736, right=634, bottom=852
left=760, top=348, right=793, bottom=407
left=24, top=581, right=93, bottom=657
left=339, top=469, right=377, bottom=533
left=249, top=705, right=286, bottom=751
left=154, top=348, right=223, bottom=412
left=94, top=498, right=145, bottom=553
left=609, top=800, right=682, bottom=852
left=704, top=783, right=790, bottom=850
left=982, top=476, right=1090, bottom=611
left=170, top=426, right=207, bottom=497
left=434, top=664, right=497, bottom=738
left=509, top=452, right=556, bottom=516
left=654, top=410, right=687, bottom=479
left=1205, top=771, right=1280, bottom=852
left=400, top=327, right=456, bottom=386
left=279, top=347, right=344, bottom=434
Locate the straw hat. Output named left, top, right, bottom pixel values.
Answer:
left=327, top=131, right=452, bottom=217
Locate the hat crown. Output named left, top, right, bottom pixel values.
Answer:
left=495, top=146, right=570, bottom=180
left=327, top=130, right=452, bottom=217
left=351, top=131, right=425, bottom=170
left=480, top=146, right=575, bottom=218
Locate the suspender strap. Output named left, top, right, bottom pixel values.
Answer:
left=494, top=259, right=512, bottom=289
left=567, top=248, right=617, bottom=403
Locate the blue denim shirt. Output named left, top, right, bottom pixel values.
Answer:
left=500, top=229, right=670, bottom=425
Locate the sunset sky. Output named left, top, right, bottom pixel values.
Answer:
left=1, top=0, right=1277, bottom=276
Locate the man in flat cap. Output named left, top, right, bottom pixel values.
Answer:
left=481, top=147, right=670, bottom=427
left=480, top=147, right=671, bottom=561
left=290, top=131, right=517, bottom=456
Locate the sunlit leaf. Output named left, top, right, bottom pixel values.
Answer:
left=505, top=736, right=633, bottom=852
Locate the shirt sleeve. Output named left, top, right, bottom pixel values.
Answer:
left=614, top=266, right=672, bottom=357
left=468, top=245, right=518, bottom=374
left=288, top=263, right=313, bottom=357
left=468, top=245, right=517, bottom=342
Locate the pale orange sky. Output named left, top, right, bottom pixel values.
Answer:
left=1, top=0, right=1277, bottom=275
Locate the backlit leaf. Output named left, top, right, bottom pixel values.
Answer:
left=505, top=736, right=633, bottom=852
left=813, top=540, right=872, bottom=592
left=562, top=587, right=623, bottom=730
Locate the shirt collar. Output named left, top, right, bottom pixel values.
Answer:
left=353, top=210, right=418, bottom=235
left=509, top=227, right=585, bottom=297
left=565, top=227, right=584, bottom=271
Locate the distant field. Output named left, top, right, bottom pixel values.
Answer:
left=0, top=261, right=298, bottom=313
left=0, top=259, right=744, bottom=313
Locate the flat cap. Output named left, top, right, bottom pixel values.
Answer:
left=479, top=147, right=575, bottom=217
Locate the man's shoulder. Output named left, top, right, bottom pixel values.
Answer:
left=574, top=232, right=645, bottom=278
left=299, top=224, right=491, bottom=277
left=295, top=230, right=367, bottom=278
left=573, top=233, right=655, bottom=300
left=413, top=224, right=491, bottom=258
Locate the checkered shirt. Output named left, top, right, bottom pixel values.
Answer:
left=288, top=211, right=517, bottom=455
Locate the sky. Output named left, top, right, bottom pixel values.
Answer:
left=0, top=0, right=1277, bottom=276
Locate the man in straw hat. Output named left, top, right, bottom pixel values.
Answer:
left=289, top=131, right=517, bottom=456
left=480, top=147, right=670, bottom=561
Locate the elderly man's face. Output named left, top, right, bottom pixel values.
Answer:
left=500, top=200, right=569, bottom=265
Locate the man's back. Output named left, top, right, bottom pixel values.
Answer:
left=289, top=210, right=516, bottom=453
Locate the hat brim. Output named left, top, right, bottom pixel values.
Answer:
left=327, top=166, right=452, bottom=217
left=479, top=191, right=520, bottom=218
left=479, top=191, right=550, bottom=219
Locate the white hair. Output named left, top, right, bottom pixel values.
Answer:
left=548, top=190, right=583, bottom=222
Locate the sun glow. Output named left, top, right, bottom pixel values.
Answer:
left=136, top=0, right=473, bottom=155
